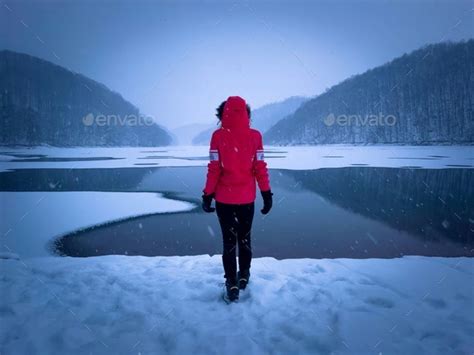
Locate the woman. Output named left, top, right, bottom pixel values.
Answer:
left=202, top=96, right=273, bottom=302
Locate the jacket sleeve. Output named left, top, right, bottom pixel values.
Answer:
left=203, top=131, right=221, bottom=195
left=253, top=131, right=271, bottom=192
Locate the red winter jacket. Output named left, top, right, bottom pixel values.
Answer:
left=203, top=96, right=271, bottom=204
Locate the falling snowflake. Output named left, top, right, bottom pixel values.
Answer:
left=207, top=225, right=215, bottom=237
left=366, top=232, right=378, bottom=245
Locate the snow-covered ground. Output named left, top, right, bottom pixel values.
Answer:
left=1, top=145, right=473, bottom=354
left=0, top=145, right=472, bottom=172
left=0, top=192, right=194, bottom=257
left=1, top=254, right=472, bottom=354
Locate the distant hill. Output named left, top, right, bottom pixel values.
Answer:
left=0, top=50, right=172, bottom=146
left=265, top=40, right=474, bottom=145
left=192, top=96, right=308, bottom=145
left=171, top=123, right=215, bottom=145
left=249, top=96, right=308, bottom=133
left=191, top=124, right=221, bottom=146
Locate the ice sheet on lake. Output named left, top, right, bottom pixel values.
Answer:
left=0, top=192, right=194, bottom=257
left=0, top=145, right=472, bottom=171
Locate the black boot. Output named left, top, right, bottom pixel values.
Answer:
left=225, top=279, right=239, bottom=302
left=238, top=270, right=250, bottom=290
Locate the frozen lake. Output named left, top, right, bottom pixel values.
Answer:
left=0, top=146, right=473, bottom=258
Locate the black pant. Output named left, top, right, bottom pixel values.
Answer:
left=216, top=201, right=255, bottom=282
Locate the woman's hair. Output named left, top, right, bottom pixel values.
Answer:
left=215, top=100, right=251, bottom=121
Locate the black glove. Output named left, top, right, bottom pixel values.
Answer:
left=202, top=193, right=215, bottom=213
left=260, top=190, right=273, bottom=215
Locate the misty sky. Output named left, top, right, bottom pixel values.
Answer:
left=1, top=0, right=472, bottom=130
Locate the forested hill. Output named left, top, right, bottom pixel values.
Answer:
left=0, top=50, right=172, bottom=146
left=265, top=40, right=473, bottom=145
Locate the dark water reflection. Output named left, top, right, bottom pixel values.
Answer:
left=0, top=166, right=472, bottom=258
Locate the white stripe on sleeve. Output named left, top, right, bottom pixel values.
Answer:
left=209, top=150, right=219, bottom=161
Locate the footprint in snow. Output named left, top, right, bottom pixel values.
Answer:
left=302, top=265, right=326, bottom=274
left=333, top=276, right=352, bottom=283
left=363, top=296, right=395, bottom=309
left=424, top=297, right=447, bottom=309
left=357, top=278, right=376, bottom=286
